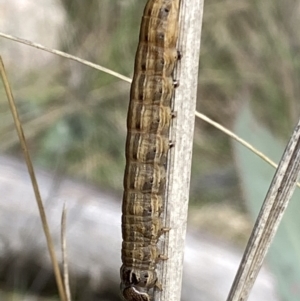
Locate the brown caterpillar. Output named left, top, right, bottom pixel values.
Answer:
left=121, top=0, right=180, bottom=300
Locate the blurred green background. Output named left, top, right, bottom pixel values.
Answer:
left=1, top=0, right=300, bottom=300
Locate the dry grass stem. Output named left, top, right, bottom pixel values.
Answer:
left=0, top=32, right=131, bottom=83
left=226, top=119, right=300, bottom=301
left=0, top=56, right=67, bottom=301
left=195, top=111, right=300, bottom=189
left=158, top=1, right=204, bottom=301
left=61, top=203, right=72, bottom=301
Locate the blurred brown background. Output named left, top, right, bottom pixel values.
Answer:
left=1, top=0, right=300, bottom=300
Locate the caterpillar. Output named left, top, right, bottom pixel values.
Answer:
left=120, top=0, right=181, bottom=300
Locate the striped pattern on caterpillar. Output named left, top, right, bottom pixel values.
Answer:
left=120, top=0, right=181, bottom=301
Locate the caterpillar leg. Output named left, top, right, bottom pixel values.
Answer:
left=173, top=80, right=179, bottom=88
left=171, top=111, right=177, bottom=118
left=177, top=50, right=182, bottom=60
left=155, top=282, right=163, bottom=291
left=158, top=254, right=168, bottom=260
